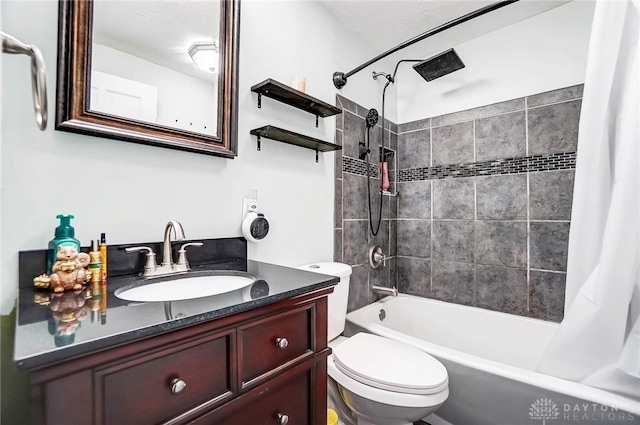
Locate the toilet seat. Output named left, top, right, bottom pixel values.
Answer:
left=332, top=333, right=448, bottom=395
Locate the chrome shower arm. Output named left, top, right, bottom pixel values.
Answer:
left=1, top=31, right=48, bottom=130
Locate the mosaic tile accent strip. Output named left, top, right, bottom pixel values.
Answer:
left=343, top=156, right=379, bottom=177
left=398, top=152, right=576, bottom=182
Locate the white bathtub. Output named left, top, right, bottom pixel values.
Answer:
left=344, top=294, right=640, bottom=425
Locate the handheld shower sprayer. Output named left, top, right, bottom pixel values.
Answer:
left=362, top=105, right=385, bottom=236
left=365, top=108, right=379, bottom=128
left=359, top=108, right=379, bottom=160
left=365, top=69, right=396, bottom=236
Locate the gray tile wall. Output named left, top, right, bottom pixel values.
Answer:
left=334, top=95, right=398, bottom=312
left=394, top=84, right=583, bottom=322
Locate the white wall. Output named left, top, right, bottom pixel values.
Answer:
left=0, top=5, right=3, bottom=306
left=0, top=0, right=384, bottom=314
left=92, top=43, right=218, bottom=135
left=397, top=0, right=595, bottom=122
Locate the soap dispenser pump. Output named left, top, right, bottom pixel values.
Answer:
left=47, top=214, right=81, bottom=274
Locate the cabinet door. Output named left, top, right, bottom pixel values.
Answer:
left=97, top=331, right=233, bottom=425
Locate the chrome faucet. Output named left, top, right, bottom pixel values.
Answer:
left=162, top=220, right=186, bottom=269
left=126, top=220, right=201, bottom=277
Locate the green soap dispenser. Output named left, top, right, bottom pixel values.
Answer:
left=47, top=214, right=81, bottom=274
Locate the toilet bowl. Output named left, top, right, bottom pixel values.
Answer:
left=329, top=333, right=448, bottom=425
left=298, top=262, right=449, bottom=425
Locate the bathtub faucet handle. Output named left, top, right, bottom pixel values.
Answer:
left=368, top=245, right=385, bottom=269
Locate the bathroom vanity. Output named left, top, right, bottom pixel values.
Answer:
left=14, top=238, right=337, bottom=425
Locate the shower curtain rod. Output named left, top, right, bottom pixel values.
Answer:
left=332, top=0, right=519, bottom=89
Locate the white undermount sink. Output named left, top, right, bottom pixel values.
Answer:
left=115, top=272, right=256, bottom=302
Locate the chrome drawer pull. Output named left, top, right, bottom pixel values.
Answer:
left=275, top=337, right=289, bottom=349
left=170, top=378, right=187, bottom=395
left=277, top=413, right=289, bottom=424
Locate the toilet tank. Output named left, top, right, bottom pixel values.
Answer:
left=297, top=262, right=352, bottom=341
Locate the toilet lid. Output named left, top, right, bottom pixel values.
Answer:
left=332, top=333, right=448, bottom=395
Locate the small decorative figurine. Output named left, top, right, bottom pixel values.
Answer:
left=34, top=245, right=91, bottom=292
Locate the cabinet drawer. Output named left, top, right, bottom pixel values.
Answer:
left=239, top=305, right=313, bottom=385
left=98, top=332, right=232, bottom=425
left=195, top=369, right=311, bottom=425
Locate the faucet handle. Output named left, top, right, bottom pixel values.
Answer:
left=125, top=246, right=158, bottom=275
left=176, top=242, right=203, bottom=269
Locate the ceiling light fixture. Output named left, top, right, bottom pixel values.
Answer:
left=188, top=42, right=218, bottom=73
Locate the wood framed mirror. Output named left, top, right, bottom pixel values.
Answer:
left=56, top=0, right=240, bottom=158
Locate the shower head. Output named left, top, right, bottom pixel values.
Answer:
left=413, top=48, right=465, bottom=82
left=366, top=108, right=379, bottom=128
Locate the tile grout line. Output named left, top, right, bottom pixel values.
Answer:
left=395, top=255, right=558, bottom=271
left=430, top=107, right=526, bottom=130
left=427, top=95, right=583, bottom=129
left=430, top=122, right=434, bottom=293
left=338, top=109, right=342, bottom=264
left=473, top=119, right=478, bottom=307
left=525, top=95, right=531, bottom=314
left=341, top=167, right=344, bottom=264
left=526, top=96, right=583, bottom=111
left=396, top=95, right=583, bottom=135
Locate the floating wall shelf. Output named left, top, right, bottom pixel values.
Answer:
left=251, top=79, right=342, bottom=127
left=250, top=125, right=341, bottom=162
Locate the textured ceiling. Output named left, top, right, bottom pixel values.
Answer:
left=320, top=0, right=497, bottom=52
left=320, top=0, right=571, bottom=68
left=92, top=0, right=569, bottom=83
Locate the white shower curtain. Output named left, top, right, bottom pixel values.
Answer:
left=536, top=0, right=640, bottom=399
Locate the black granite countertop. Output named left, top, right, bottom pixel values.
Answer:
left=14, top=238, right=338, bottom=371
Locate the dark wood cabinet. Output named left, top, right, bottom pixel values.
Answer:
left=27, top=289, right=331, bottom=425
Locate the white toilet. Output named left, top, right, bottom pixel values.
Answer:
left=298, top=262, right=449, bottom=425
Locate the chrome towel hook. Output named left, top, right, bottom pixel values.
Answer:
left=1, top=31, right=48, bottom=130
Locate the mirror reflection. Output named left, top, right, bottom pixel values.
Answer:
left=90, top=0, right=220, bottom=136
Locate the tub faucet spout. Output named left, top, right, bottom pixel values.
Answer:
left=372, top=285, right=398, bottom=297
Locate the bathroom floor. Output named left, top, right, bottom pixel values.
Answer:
left=422, top=414, right=456, bottom=425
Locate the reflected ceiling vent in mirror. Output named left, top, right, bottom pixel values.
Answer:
left=188, top=42, right=218, bottom=73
